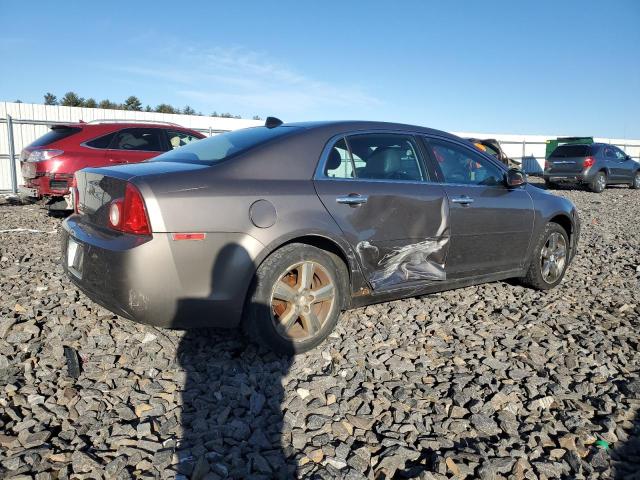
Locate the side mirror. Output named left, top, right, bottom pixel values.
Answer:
left=505, top=168, right=526, bottom=188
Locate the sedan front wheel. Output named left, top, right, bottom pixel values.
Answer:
left=520, top=222, right=570, bottom=290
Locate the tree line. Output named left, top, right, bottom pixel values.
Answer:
left=37, top=92, right=261, bottom=120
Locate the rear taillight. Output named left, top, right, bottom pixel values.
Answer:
left=583, top=157, right=595, bottom=168
left=71, top=175, right=81, bottom=214
left=544, top=160, right=550, bottom=170
left=27, top=149, right=64, bottom=162
left=108, top=183, right=151, bottom=235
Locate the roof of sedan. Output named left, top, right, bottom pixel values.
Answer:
left=282, top=120, right=460, bottom=139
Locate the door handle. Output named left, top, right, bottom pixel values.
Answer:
left=336, top=194, right=368, bottom=206
left=451, top=196, right=474, bottom=205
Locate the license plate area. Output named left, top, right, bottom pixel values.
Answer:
left=67, top=237, right=84, bottom=278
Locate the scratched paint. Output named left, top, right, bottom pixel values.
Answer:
left=356, top=198, right=450, bottom=289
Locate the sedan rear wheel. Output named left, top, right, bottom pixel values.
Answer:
left=520, top=222, right=570, bottom=290
left=243, top=243, right=346, bottom=355
left=631, top=171, right=640, bottom=190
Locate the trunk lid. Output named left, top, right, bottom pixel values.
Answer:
left=75, top=161, right=210, bottom=229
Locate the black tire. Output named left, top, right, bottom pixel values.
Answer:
left=520, top=222, right=570, bottom=290
left=544, top=179, right=557, bottom=190
left=631, top=171, right=640, bottom=190
left=242, top=243, right=347, bottom=355
left=589, top=171, right=607, bottom=193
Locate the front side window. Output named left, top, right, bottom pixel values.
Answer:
left=331, top=133, right=424, bottom=181
left=613, top=147, right=627, bottom=160
left=111, top=128, right=165, bottom=152
left=429, top=139, right=504, bottom=186
left=167, top=130, right=201, bottom=150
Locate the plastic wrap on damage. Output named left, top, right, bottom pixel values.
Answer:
left=356, top=198, right=450, bottom=289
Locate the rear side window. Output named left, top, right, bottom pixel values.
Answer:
left=85, top=132, right=116, bottom=149
left=111, top=128, right=165, bottom=152
left=341, top=133, right=424, bottom=181
left=151, top=126, right=301, bottom=164
left=27, top=126, right=81, bottom=148
left=550, top=145, right=591, bottom=157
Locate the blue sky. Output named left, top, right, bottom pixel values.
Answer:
left=1, top=0, right=639, bottom=137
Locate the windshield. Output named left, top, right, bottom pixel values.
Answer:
left=150, top=126, right=301, bottom=164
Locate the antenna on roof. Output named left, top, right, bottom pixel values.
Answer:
left=265, top=116, right=283, bottom=128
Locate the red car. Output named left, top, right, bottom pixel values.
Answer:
left=19, top=120, right=205, bottom=209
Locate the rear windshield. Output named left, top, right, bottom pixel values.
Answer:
left=150, top=126, right=301, bottom=164
left=27, top=126, right=82, bottom=148
left=550, top=145, right=592, bottom=157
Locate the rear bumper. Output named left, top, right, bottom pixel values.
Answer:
left=544, top=170, right=595, bottom=184
left=61, top=216, right=264, bottom=329
left=22, top=175, right=72, bottom=197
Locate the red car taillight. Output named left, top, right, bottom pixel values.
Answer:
left=583, top=157, right=595, bottom=168
left=108, top=183, right=151, bottom=235
left=544, top=160, right=550, bottom=170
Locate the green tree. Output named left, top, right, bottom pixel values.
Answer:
left=252, top=115, right=262, bottom=120
left=98, top=99, right=118, bottom=110
left=44, top=93, right=57, bottom=105
left=60, top=91, right=85, bottom=107
left=84, top=98, right=97, bottom=108
left=14, top=99, right=22, bottom=103
left=144, top=105, right=152, bottom=112
left=182, top=105, right=195, bottom=115
left=123, top=96, right=142, bottom=111
left=155, top=104, right=177, bottom=114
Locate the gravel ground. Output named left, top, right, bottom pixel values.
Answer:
left=1, top=182, right=639, bottom=480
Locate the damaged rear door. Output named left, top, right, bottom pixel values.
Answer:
left=314, top=132, right=450, bottom=291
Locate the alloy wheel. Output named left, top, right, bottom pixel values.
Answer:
left=540, top=232, right=567, bottom=283
left=597, top=174, right=606, bottom=192
left=270, top=261, right=336, bottom=341
left=634, top=172, right=640, bottom=188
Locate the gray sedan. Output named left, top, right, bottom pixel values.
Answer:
left=61, top=120, right=581, bottom=354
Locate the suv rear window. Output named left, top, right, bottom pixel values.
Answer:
left=27, top=126, right=81, bottom=148
left=151, top=126, right=301, bottom=164
left=549, top=145, right=592, bottom=157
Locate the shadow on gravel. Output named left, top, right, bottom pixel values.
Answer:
left=174, top=243, right=296, bottom=479
left=611, top=386, right=640, bottom=479
left=177, top=328, right=294, bottom=479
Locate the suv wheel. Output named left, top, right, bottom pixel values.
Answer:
left=631, top=171, right=640, bottom=190
left=544, top=180, right=557, bottom=190
left=243, top=243, right=346, bottom=355
left=589, top=171, right=607, bottom=193
left=520, top=222, right=569, bottom=290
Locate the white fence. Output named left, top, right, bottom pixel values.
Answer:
left=1, top=101, right=639, bottom=192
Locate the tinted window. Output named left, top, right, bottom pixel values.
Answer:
left=85, top=132, right=116, bottom=149
left=345, top=133, right=424, bottom=181
left=430, top=139, right=504, bottom=186
left=550, top=145, right=591, bottom=157
left=167, top=130, right=202, bottom=149
left=603, top=146, right=616, bottom=158
left=111, top=128, right=165, bottom=152
left=151, top=126, right=301, bottom=164
left=27, top=126, right=81, bottom=148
